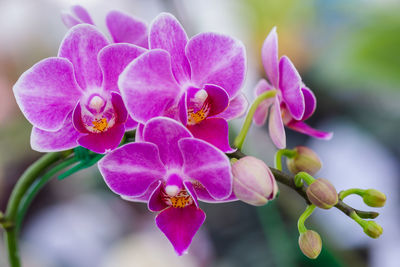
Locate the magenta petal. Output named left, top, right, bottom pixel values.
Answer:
left=111, top=92, right=128, bottom=124
left=77, top=124, right=125, bottom=154
left=261, top=27, right=279, bottom=88
left=72, top=101, right=89, bottom=133
left=99, top=43, right=146, bottom=92
left=179, top=137, right=232, bottom=199
left=149, top=13, right=190, bottom=84
left=61, top=12, right=82, bottom=28
left=269, top=97, right=286, bottom=149
left=253, top=79, right=275, bottom=126
left=203, top=84, right=229, bottom=117
left=217, top=93, right=248, bottom=121
left=106, top=10, right=148, bottom=48
left=143, top=117, right=192, bottom=168
left=155, top=205, right=205, bottom=256
left=122, top=181, right=161, bottom=203
left=183, top=181, right=199, bottom=208
left=119, top=50, right=183, bottom=123
left=31, top=115, right=81, bottom=152
left=178, top=92, right=188, bottom=124
left=125, top=116, right=138, bottom=131
left=71, top=5, right=94, bottom=24
left=186, top=32, right=246, bottom=98
left=135, top=123, right=145, bottom=142
left=196, top=187, right=238, bottom=203
left=279, top=56, right=304, bottom=120
left=13, top=57, right=82, bottom=131
left=58, top=24, right=109, bottom=90
left=148, top=181, right=169, bottom=212
left=98, top=142, right=166, bottom=196
left=187, top=118, right=233, bottom=153
left=301, top=87, right=317, bottom=121
left=287, top=121, right=333, bottom=140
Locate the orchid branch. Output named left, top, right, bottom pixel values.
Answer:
left=227, top=149, right=379, bottom=220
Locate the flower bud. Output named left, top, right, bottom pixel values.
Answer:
left=232, top=156, right=278, bottom=206
left=298, top=230, right=322, bottom=259
left=306, top=178, right=338, bottom=209
left=363, top=189, right=386, bottom=207
left=286, top=146, right=322, bottom=176
left=363, top=221, right=383, bottom=238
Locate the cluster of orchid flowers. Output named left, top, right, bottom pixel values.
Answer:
left=8, top=5, right=385, bottom=260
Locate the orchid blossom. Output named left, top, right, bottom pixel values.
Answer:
left=98, top=117, right=233, bottom=255
left=13, top=24, right=145, bottom=153
left=118, top=13, right=248, bottom=152
left=62, top=5, right=148, bottom=48
left=253, top=27, right=332, bottom=149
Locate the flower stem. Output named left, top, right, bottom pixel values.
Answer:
left=233, top=90, right=277, bottom=150
left=297, top=205, right=316, bottom=234
left=294, top=172, right=316, bottom=188
left=3, top=151, right=72, bottom=267
left=274, top=149, right=297, bottom=171
left=339, top=188, right=364, bottom=200
left=16, top=157, right=78, bottom=232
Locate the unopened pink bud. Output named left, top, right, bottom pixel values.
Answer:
left=306, top=178, right=338, bottom=209
left=232, top=156, right=278, bottom=206
left=287, top=146, right=322, bottom=176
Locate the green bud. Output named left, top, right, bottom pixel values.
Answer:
left=298, top=230, right=322, bottom=259
left=287, top=146, right=322, bottom=176
left=363, top=189, right=386, bottom=207
left=306, top=178, right=338, bottom=209
left=363, top=221, right=383, bottom=238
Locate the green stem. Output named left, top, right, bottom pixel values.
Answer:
left=233, top=90, right=277, bottom=150
left=297, top=205, right=316, bottom=234
left=16, top=157, right=78, bottom=232
left=274, top=149, right=297, bottom=171
left=339, top=188, right=365, bottom=200
left=294, top=172, right=316, bottom=188
left=350, top=211, right=367, bottom=228
left=3, top=151, right=72, bottom=267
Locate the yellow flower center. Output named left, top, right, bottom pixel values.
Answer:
left=187, top=102, right=210, bottom=125
left=92, top=118, right=108, bottom=132
left=164, top=190, right=193, bottom=208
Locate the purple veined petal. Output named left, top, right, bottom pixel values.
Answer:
left=106, top=10, right=148, bottom=48
left=268, top=97, right=286, bottom=149
left=77, top=124, right=125, bottom=154
left=121, top=179, right=161, bottom=203
left=135, top=123, right=145, bottom=142
left=179, top=137, right=232, bottom=200
left=118, top=49, right=184, bottom=124
left=253, top=79, right=275, bottom=126
left=98, top=142, right=166, bottom=196
left=149, top=13, right=190, bottom=84
left=279, top=56, right=305, bottom=120
left=187, top=118, right=234, bottom=153
left=217, top=93, right=248, bottom=121
left=58, top=24, right=109, bottom=90
left=125, top=116, right=138, bottom=131
left=186, top=32, right=246, bottom=98
left=31, top=114, right=81, bottom=152
left=301, top=87, right=317, bottom=121
left=261, top=27, right=279, bottom=88
left=148, top=181, right=169, bottom=212
left=183, top=181, right=199, bottom=208
left=287, top=120, right=333, bottom=140
left=203, top=84, right=229, bottom=117
left=143, top=117, right=192, bottom=168
left=71, top=5, right=94, bottom=24
left=155, top=205, right=206, bottom=256
left=99, top=43, right=146, bottom=92
left=13, top=57, right=82, bottom=131
left=111, top=92, right=128, bottom=124
left=178, top=92, right=188, bottom=124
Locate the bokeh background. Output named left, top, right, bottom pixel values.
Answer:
left=0, top=0, right=399, bottom=266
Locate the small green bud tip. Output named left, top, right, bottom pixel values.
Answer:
left=363, top=189, right=386, bottom=207
left=287, top=146, right=322, bottom=176
left=306, top=178, right=338, bottom=209
left=363, top=221, right=383, bottom=238
left=298, top=230, right=322, bottom=259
